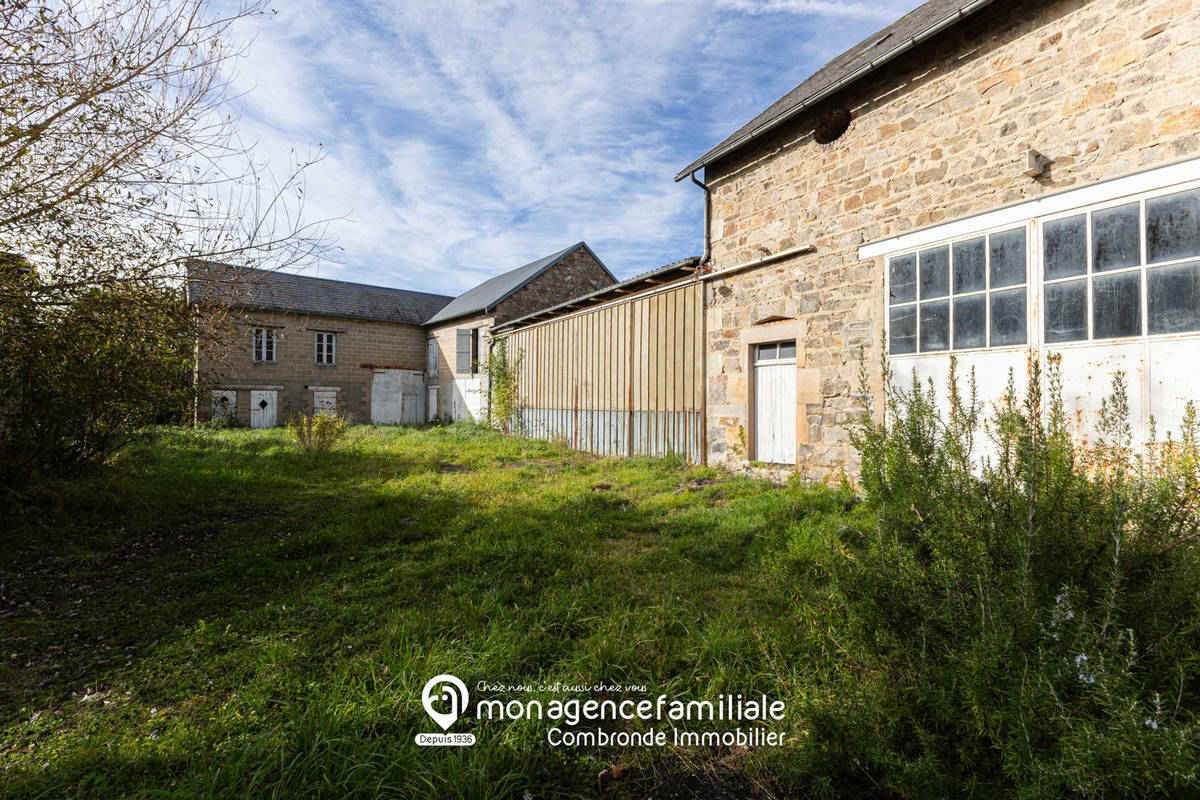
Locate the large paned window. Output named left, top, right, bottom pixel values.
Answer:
left=884, top=183, right=1200, bottom=356
left=1043, top=188, right=1200, bottom=342
left=887, top=227, right=1028, bottom=354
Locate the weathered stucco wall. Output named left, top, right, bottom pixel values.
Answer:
left=704, top=0, right=1200, bottom=478
left=426, top=312, right=492, bottom=421
left=198, top=309, right=427, bottom=425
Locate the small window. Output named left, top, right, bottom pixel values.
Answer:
left=253, top=327, right=276, bottom=363
left=1092, top=272, right=1141, bottom=339
left=889, top=306, right=917, bottom=354
left=919, top=300, right=949, bottom=352
left=1146, top=189, right=1200, bottom=264
left=1092, top=202, right=1141, bottom=272
left=989, top=228, right=1027, bottom=288
left=1148, top=261, right=1200, bottom=334
left=919, top=246, right=950, bottom=300
left=990, top=288, right=1026, bottom=346
left=755, top=341, right=796, bottom=362
left=455, top=329, right=472, bottom=374
left=952, top=295, right=985, bottom=349
left=315, top=332, right=336, bottom=365
left=889, top=253, right=916, bottom=303
left=952, top=237, right=986, bottom=294
left=1045, top=280, right=1088, bottom=343
left=1044, top=214, right=1087, bottom=280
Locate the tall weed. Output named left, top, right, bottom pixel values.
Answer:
left=799, top=355, right=1200, bottom=797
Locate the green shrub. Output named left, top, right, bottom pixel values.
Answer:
left=797, top=355, right=1200, bottom=797
left=289, top=411, right=349, bottom=453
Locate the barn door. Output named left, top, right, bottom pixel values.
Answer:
left=250, top=390, right=277, bottom=429
left=372, top=369, right=425, bottom=424
left=753, top=342, right=797, bottom=464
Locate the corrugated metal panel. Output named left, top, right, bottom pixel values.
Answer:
left=501, top=280, right=705, bottom=462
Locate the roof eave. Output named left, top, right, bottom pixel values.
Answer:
left=672, top=0, right=994, bottom=182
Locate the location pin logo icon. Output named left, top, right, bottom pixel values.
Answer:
left=422, top=674, right=468, bottom=731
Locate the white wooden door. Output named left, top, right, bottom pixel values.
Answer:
left=427, top=386, right=438, bottom=422
left=249, top=390, right=277, bottom=429
left=313, top=391, right=337, bottom=416
left=754, top=342, right=797, bottom=464
left=372, top=369, right=425, bottom=424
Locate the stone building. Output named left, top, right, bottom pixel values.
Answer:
left=496, top=0, right=1200, bottom=479
left=423, top=242, right=614, bottom=422
left=188, top=242, right=613, bottom=427
left=677, top=0, right=1200, bottom=479
left=188, top=264, right=452, bottom=426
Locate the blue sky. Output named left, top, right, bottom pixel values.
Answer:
left=229, top=0, right=924, bottom=296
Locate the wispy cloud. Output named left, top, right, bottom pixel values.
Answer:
left=223, top=0, right=923, bottom=294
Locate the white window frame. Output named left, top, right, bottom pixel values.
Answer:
left=252, top=327, right=276, bottom=363
left=1037, top=185, right=1200, bottom=347
left=875, top=164, right=1200, bottom=359
left=315, top=331, right=336, bottom=365
left=884, top=222, right=1032, bottom=357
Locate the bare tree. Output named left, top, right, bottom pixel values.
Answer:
left=0, top=0, right=331, bottom=484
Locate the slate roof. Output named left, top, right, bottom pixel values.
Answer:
left=492, top=256, right=701, bottom=333
left=675, top=0, right=995, bottom=180
left=424, top=242, right=615, bottom=326
left=187, top=263, right=454, bottom=326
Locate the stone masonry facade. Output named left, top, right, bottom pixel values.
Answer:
left=201, top=309, right=427, bottom=425
left=704, top=0, right=1200, bottom=480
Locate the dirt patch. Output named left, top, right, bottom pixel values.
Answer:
left=436, top=463, right=476, bottom=474
left=675, top=478, right=719, bottom=494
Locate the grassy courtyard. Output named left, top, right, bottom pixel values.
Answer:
left=1, top=425, right=859, bottom=798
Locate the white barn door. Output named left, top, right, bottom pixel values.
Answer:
left=371, top=369, right=425, bottom=424
left=249, top=390, right=277, bottom=429
left=754, top=342, right=797, bottom=464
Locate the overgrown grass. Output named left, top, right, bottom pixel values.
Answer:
left=1, top=424, right=861, bottom=798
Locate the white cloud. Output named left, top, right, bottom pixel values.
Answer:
left=218, top=0, right=924, bottom=293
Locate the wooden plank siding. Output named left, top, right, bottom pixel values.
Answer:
left=498, top=279, right=705, bottom=463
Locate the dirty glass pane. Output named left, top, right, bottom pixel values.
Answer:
left=953, top=295, right=985, bottom=349
left=756, top=343, right=777, bottom=361
left=990, top=288, right=1027, bottom=346
left=989, top=227, right=1026, bottom=288
left=1045, top=279, right=1088, bottom=342
left=1092, top=271, right=1141, bottom=339
left=953, top=237, right=986, bottom=294
left=1148, top=261, right=1200, bottom=334
left=1147, top=189, right=1200, bottom=264
left=1044, top=215, right=1087, bottom=280
left=919, top=246, right=950, bottom=300
left=919, top=300, right=949, bottom=352
left=890, top=306, right=917, bottom=354
left=1092, top=202, right=1141, bottom=272
left=778, top=341, right=797, bottom=359
left=889, top=254, right=916, bottom=303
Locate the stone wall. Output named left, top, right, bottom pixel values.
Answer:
left=703, top=0, right=1200, bottom=479
left=197, top=308, right=427, bottom=425
left=494, top=245, right=614, bottom=324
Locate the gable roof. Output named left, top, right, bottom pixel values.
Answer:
left=493, top=256, right=701, bottom=333
left=424, top=242, right=615, bottom=326
left=187, top=263, right=453, bottom=326
left=674, top=0, right=995, bottom=181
